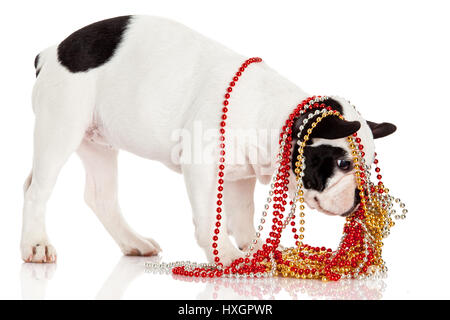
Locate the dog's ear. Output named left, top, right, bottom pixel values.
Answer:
left=293, top=115, right=361, bottom=141
left=310, top=116, right=361, bottom=140
left=367, top=121, right=397, bottom=139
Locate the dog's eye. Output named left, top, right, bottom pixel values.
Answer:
left=336, top=159, right=351, bottom=170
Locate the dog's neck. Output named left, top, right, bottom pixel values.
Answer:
left=228, top=63, right=309, bottom=184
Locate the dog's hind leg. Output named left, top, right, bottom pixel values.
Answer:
left=77, top=139, right=161, bottom=256
left=21, top=76, right=93, bottom=263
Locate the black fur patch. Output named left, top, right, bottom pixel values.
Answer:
left=299, top=145, right=347, bottom=192
left=34, top=54, right=41, bottom=77
left=316, top=98, right=343, bottom=114
left=57, top=16, right=132, bottom=73
left=292, top=98, right=344, bottom=145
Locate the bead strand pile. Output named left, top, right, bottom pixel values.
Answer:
left=146, top=58, right=407, bottom=281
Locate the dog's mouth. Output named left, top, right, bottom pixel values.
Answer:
left=312, top=192, right=360, bottom=217
left=312, top=197, right=340, bottom=216
left=340, top=189, right=362, bottom=217
left=339, top=201, right=359, bottom=217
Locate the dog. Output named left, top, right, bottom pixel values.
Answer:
left=22, top=15, right=396, bottom=264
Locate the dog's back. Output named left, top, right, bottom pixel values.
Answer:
left=32, top=15, right=250, bottom=166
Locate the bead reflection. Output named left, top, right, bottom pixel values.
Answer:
left=170, top=273, right=386, bottom=300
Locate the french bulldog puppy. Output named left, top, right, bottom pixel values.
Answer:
left=22, top=15, right=396, bottom=264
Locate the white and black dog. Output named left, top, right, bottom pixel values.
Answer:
left=22, top=15, right=396, bottom=264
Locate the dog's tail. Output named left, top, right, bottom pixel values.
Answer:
left=34, top=46, right=55, bottom=78
left=34, top=53, right=44, bottom=77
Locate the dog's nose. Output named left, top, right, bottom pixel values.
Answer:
left=304, top=179, right=313, bottom=189
left=303, top=178, right=324, bottom=191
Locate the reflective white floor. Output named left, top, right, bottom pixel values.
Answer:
left=18, top=256, right=391, bottom=300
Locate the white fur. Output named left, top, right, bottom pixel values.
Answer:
left=22, top=16, right=375, bottom=264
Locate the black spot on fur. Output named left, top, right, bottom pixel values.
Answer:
left=57, top=16, right=132, bottom=73
left=34, top=54, right=41, bottom=77
left=299, top=145, right=347, bottom=192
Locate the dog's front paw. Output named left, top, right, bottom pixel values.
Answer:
left=213, top=246, right=244, bottom=267
left=238, top=238, right=264, bottom=254
left=21, top=242, right=57, bottom=263
left=119, top=236, right=161, bottom=257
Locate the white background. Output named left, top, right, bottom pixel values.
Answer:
left=0, top=0, right=449, bottom=300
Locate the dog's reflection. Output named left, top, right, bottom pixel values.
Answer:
left=20, top=256, right=161, bottom=300
left=21, top=257, right=386, bottom=299
left=20, top=263, right=57, bottom=300
left=96, top=256, right=161, bottom=299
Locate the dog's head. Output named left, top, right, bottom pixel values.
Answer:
left=290, top=97, right=396, bottom=217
